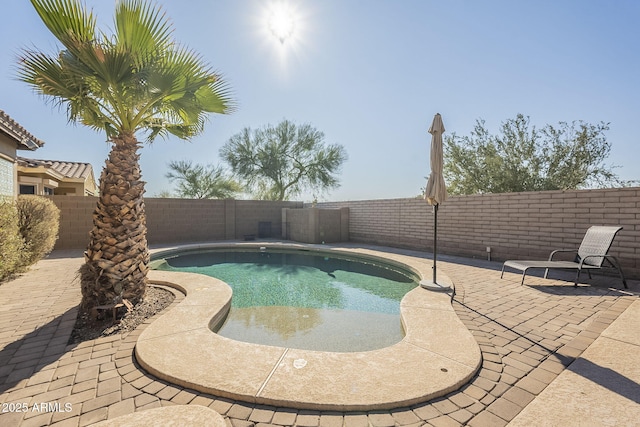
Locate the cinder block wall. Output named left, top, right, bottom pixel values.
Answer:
left=318, top=208, right=346, bottom=243
left=48, top=187, right=639, bottom=278
left=234, top=200, right=295, bottom=238
left=319, top=187, right=640, bottom=278
left=282, top=208, right=313, bottom=243
left=49, top=196, right=97, bottom=249
left=146, top=198, right=227, bottom=244
left=49, top=196, right=302, bottom=250
left=282, top=207, right=349, bottom=243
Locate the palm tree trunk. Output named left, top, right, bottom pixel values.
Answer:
left=80, top=133, right=149, bottom=309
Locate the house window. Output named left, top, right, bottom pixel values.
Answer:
left=44, top=187, right=54, bottom=195
left=19, top=184, right=36, bottom=195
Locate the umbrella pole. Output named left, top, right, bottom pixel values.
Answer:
left=433, top=204, right=438, bottom=284
left=421, top=203, right=450, bottom=291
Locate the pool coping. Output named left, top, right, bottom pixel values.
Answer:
left=135, top=242, right=482, bottom=411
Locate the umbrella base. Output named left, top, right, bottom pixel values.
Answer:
left=420, top=279, right=452, bottom=292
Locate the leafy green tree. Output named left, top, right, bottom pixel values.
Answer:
left=166, top=160, right=241, bottom=199
left=221, top=120, right=347, bottom=200
left=17, top=0, right=234, bottom=309
left=443, top=114, right=629, bottom=195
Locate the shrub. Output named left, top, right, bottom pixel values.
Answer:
left=16, top=195, right=60, bottom=267
left=0, top=201, right=25, bottom=281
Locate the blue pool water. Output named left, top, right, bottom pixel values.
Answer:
left=154, top=248, right=419, bottom=352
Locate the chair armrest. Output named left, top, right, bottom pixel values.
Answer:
left=548, top=249, right=578, bottom=261
left=580, top=254, right=618, bottom=267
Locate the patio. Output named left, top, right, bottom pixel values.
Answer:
left=0, top=244, right=638, bottom=427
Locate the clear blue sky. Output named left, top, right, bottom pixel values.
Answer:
left=1, top=0, right=638, bottom=201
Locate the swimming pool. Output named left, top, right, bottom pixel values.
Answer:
left=139, top=243, right=480, bottom=410
left=154, top=248, right=419, bottom=352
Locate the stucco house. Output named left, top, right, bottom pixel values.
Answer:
left=17, top=157, right=99, bottom=196
left=1, top=109, right=99, bottom=198
left=0, top=109, right=44, bottom=199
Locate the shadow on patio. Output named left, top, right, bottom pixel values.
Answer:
left=0, top=307, right=80, bottom=395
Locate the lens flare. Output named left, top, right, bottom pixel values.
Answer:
left=267, top=3, right=296, bottom=44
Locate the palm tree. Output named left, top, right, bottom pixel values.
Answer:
left=17, top=0, right=234, bottom=309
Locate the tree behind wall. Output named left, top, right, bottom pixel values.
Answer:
left=165, top=160, right=241, bottom=199
left=221, top=120, right=347, bottom=201
left=443, top=114, right=632, bottom=195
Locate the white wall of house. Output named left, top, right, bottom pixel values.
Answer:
left=0, top=137, right=18, bottom=199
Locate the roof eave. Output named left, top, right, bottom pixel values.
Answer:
left=17, top=165, right=65, bottom=181
left=18, top=138, right=42, bottom=151
left=0, top=110, right=45, bottom=150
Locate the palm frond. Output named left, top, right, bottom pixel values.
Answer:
left=114, top=0, right=173, bottom=59
left=158, top=47, right=235, bottom=111
left=140, top=115, right=203, bottom=143
left=195, top=74, right=236, bottom=113
left=18, top=49, right=76, bottom=100
left=130, top=46, right=235, bottom=137
left=30, top=0, right=96, bottom=52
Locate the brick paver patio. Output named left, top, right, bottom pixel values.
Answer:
left=0, top=247, right=637, bottom=427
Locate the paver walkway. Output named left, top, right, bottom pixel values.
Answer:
left=0, top=246, right=638, bottom=427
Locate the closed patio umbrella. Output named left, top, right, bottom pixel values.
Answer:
left=421, top=113, right=451, bottom=291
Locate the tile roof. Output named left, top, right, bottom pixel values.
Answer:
left=17, top=157, right=95, bottom=180
left=0, top=109, right=45, bottom=150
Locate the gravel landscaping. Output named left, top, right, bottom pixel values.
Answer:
left=68, top=285, right=175, bottom=344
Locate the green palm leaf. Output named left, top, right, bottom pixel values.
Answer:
left=114, top=0, right=172, bottom=58
left=29, top=0, right=96, bottom=48
left=20, top=0, right=235, bottom=140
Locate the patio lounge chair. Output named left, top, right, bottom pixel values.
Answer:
left=501, top=226, right=628, bottom=288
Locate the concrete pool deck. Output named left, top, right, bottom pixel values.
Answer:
left=138, top=243, right=481, bottom=410
left=0, top=241, right=638, bottom=426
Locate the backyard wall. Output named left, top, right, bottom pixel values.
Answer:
left=48, top=187, right=640, bottom=278
left=282, top=207, right=349, bottom=243
left=318, top=186, right=640, bottom=279
left=49, top=196, right=302, bottom=250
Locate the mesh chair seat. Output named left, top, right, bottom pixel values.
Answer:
left=501, top=226, right=627, bottom=288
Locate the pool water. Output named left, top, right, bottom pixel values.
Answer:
left=154, top=249, right=419, bottom=352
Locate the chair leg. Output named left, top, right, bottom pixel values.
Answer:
left=574, top=269, right=581, bottom=287
left=613, top=261, right=628, bottom=289
left=501, top=265, right=528, bottom=286
left=544, top=268, right=549, bottom=279
left=621, top=272, right=628, bottom=289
